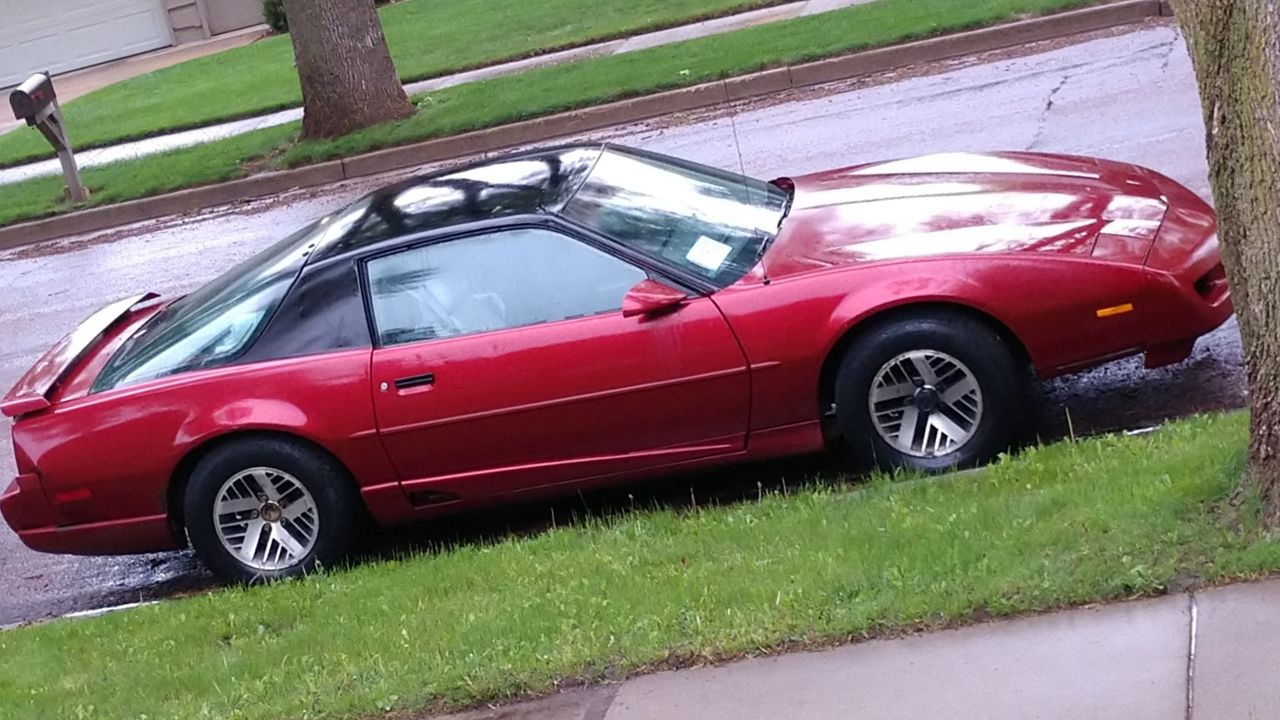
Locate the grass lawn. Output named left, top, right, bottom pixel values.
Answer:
left=1, top=412, right=1277, bottom=720
left=0, top=0, right=1102, bottom=228
left=0, top=126, right=296, bottom=228
left=0, top=0, right=780, bottom=169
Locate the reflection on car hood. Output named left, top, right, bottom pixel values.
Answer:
left=762, top=151, right=1170, bottom=279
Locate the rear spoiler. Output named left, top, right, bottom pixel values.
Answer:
left=1, top=293, right=158, bottom=418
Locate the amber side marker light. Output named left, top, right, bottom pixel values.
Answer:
left=1096, top=303, right=1135, bottom=318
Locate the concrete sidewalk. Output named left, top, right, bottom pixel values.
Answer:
left=0, top=0, right=876, bottom=187
left=434, top=579, right=1280, bottom=720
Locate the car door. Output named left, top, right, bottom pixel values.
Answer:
left=364, top=223, right=750, bottom=502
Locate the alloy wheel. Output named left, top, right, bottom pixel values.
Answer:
left=868, top=349, right=984, bottom=458
left=212, top=467, right=320, bottom=571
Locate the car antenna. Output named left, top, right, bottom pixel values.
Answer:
left=728, top=109, right=771, bottom=285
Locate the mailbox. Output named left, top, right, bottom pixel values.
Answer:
left=7, top=72, right=85, bottom=202
left=9, top=72, right=56, bottom=125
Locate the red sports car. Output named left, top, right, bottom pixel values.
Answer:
left=1, top=145, right=1229, bottom=581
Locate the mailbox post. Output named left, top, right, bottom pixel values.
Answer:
left=9, top=72, right=86, bottom=202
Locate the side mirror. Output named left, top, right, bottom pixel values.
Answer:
left=622, top=279, right=687, bottom=318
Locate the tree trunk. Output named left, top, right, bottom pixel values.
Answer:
left=281, top=0, right=415, bottom=139
left=1172, top=0, right=1280, bottom=523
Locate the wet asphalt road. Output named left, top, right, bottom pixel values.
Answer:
left=0, top=20, right=1245, bottom=626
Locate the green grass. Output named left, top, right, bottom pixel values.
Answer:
left=0, top=0, right=1102, bottom=228
left=1, top=412, right=1277, bottom=720
left=0, top=0, right=777, bottom=168
left=0, top=126, right=295, bottom=227
left=281, top=0, right=1102, bottom=166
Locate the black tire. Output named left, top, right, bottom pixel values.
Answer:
left=834, top=312, right=1024, bottom=473
left=183, top=436, right=362, bottom=583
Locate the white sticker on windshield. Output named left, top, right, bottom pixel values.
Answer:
left=686, top=236, right=732, bottom=272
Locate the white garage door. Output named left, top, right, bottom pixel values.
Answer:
left=0, top=0, right=171, bottom=89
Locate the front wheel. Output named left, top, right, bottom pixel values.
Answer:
left=183, top=437, right=362, bottom=583
left=834, top=313, right=1024, bottom=472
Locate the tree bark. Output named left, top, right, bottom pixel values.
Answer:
left=1172, top=0, right=1280, bottom=522
left=281, top=0, right=415, bottom=139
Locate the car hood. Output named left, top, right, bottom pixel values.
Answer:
left=761, top=152, right=1170, bottom=279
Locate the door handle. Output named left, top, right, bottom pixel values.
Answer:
left=393, top=373, right=436, bottom=390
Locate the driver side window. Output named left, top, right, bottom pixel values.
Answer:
left=367, top=227, right=647, bottom=346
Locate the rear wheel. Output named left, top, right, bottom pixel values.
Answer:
left=184, top=437, right=362, bottom=583
left=834, top=313, right=1024, bottom=472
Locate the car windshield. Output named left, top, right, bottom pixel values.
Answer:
left=559, top=147, right=790, bottom=288
left=91, top=209, right=361, bottom=392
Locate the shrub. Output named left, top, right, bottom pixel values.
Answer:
left=262, top=0, right=288, bottom=33
left=262, top=0, right=397, bottom=34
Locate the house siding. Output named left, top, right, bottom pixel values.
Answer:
left=164, top=0, right=209, bottom=43
left=164, top=0, right=265, bottom=45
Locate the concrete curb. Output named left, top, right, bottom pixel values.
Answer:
left=0, top=0, right=1166, bottom=252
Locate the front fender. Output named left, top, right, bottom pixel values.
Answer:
left=822, top=255, right=1152, bottom=377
